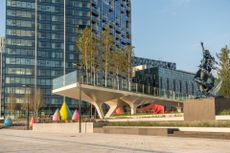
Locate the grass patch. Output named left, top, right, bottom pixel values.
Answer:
left=106, top=121, right=230, bottom=127
left=110, top=113, right=183, bottom=119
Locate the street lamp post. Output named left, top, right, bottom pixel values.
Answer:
left=72, top=63, right=82, bottom=133
left=27, top=94, right=29, bottom=130
left=78, top=76, right=82, bottom=133
left=22, top=85, right=30, bottom=130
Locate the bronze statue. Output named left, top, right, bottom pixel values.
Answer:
left=194, top=42, right=218, bottom=97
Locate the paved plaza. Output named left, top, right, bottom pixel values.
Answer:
left=0, top=129, right=230, bottom=153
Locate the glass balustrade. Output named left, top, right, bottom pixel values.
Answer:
left=53, top=70, right=195, bottom=101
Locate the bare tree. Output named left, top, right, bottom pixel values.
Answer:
left=90, top=34, right=98, bottom=85
left=33, top=87, right=44, bottom=117
left=22, top=93, right=34, bottom=112
left=21, top=92, right=33, bottom=118
left=77, top=27, right=92, bottom=83
left=111, top=49, right=124, bottom=89
left=124, top=45, right=135, bottom=91
left=102, top=26, right=114, bottom=87
left=7, top=93, right=16, bottom=116
left=15, top=103, right=22, bottom=117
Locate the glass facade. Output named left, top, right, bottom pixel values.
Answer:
left=3, top=0, right=131, bottom=115
left=91, top=0, right=131, bottom=47
left=132, top=56, right=176, bottom=70
left=133, top=67, right=198, bottom=97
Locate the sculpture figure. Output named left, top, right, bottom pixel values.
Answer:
left=194, top=42, right=218, bottom=97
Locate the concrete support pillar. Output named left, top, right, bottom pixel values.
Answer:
left=92, top=102, right=104, bottom=119
left=104, top=99, right=118, bottom=118
left=176, top=107, right=182, bottom=113
left=130, top=105, right=137, bottom=115
left=120, top=97, right=140, bottom=115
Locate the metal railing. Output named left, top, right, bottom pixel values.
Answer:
left=53, top=70, right=196, bottom=101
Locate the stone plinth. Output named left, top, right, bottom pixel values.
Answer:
left=33, top=122, right=93, bottom=134
left=184, top=97, right=230, bottom=121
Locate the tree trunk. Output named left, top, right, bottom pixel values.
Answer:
left=105, top=53, right=108, bottom=87
left=85, top=45, right=88, bottom=84
left=105, top=70, right=107, bottom=87
left=90, top=53, right=93, bottom=84
left=116, top=68, right=119, bottom=90
left=85, top=66, right=88, bottom=84
left=93, top=66, right=96, bottom=86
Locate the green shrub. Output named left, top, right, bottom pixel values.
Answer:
left=219, top=109, right=230, bottom=115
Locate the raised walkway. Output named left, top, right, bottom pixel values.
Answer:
left=52, top=70, right=194, bottom=119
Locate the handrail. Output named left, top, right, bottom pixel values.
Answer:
left=53, top=70, right=196, bottom=101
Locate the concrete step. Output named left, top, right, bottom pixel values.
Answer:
left=94, top=127, right=179, bottom=136
left=2, top=126, right=26, bottom=130
left=94, top=126, right=230, bottom=140
left=170, top=131, right=230, bottom=140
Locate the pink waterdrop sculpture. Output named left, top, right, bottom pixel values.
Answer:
left=52, top=109, right=60, bottom=122
left=72, top=110, right=79, bottom=122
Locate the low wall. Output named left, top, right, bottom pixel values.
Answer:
left=33, top=122, right=93, bottom=134
left=94, top=126, right=178, bottom=136
left=184, top=97, right=230, bottom=121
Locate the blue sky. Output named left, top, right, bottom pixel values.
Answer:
left=1, top=0, right=230, bottom=72
left=132, top=0, right=230, bottom=72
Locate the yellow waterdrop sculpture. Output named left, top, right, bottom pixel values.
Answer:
left=60, top=101, right=69, bottom=121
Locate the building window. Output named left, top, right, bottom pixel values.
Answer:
left=160, top=77, right=163, bottom=89
left=179, top=80, right=182, bottom=93
left=186, top=82, right=188, bottom=94
left=166, top=78, right=169, bottom=90
left=191, top=83, right=194, bottom=95
left=173, top=79, right=176, bottom=91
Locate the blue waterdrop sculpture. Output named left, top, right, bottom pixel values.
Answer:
left=4, top=117, right=12, bottom=127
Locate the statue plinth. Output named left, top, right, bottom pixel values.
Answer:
left=184, top=97, right=230, bottom=121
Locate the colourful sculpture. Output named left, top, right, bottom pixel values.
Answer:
left=4, top=117, right=12, bottom=127
left=137, top=104, right=164, bottom=114
left=72, top=110, right=79, bottom=121
left=59, top=101, right=71, bottom=121
left=67, top=106, right=73, bottom=120
left=115, top=107, right=124, bottom=115
left=52, top=109, right=60, bottom=122
left=30, top=116, right=36, bottom=128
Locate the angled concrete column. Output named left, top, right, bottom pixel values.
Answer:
left=92, top=102, right=104, bottom=119
left=104, top=99, right=118, bottom=118
left=120, top=96, right=140, bottom=115
left=176, top=107, right=182, bottom=113
left=130, top=104, right=137, bottom=115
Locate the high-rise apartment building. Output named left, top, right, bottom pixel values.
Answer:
left=4, top=0, right=131, bottom=114
left=0, top=37, right=5, bottom=116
